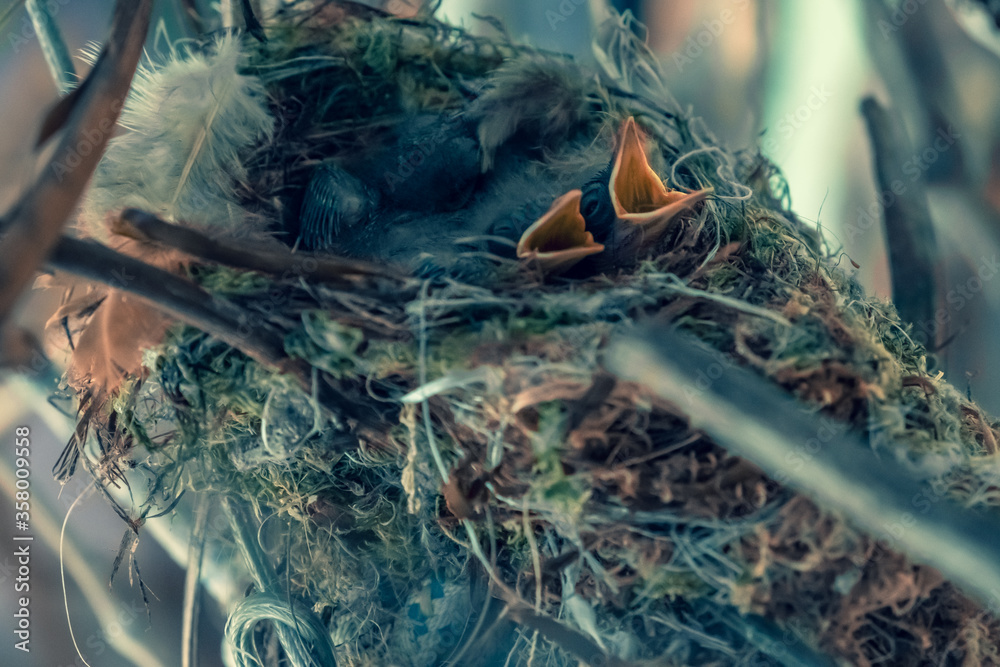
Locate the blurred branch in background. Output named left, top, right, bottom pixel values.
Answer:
left=863, top=1, right=981, bottom=191
left=970, top=0, right=1000, bottom=30
left=861, top=0, right=1000, bottom=407
left=0, top=0, right=152, bottom=327
left=609, top=326, right=1000, bottom=609
left=861, top=96, right=940, bottom=351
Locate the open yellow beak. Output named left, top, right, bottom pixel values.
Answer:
left=610, top=117, right=710, bottom=245
left=516, top=189, right=605, bottom=274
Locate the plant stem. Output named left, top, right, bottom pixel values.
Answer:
left=114, top=208, right=405, bottom=283
left=26, top=0, right=75, bottom=92
left=0, top=0, right=152, bottom=329
left=47, top=236, right=380, bottom=428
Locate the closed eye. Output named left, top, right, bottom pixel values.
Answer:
left=486, top=219, right=519, bottom=239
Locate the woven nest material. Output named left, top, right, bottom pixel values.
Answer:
left=47, top=3, right=1000, bottom=666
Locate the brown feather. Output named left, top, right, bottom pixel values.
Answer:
left=64, top=289, right=170, bottom=396
left=42, top=229, right=188, bottom=399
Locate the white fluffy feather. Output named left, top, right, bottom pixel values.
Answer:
left=80, top=36, right=274, bottom=240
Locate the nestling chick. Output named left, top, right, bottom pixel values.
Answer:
left=297, top=112, right=480, bottom=251
left=298, top=116, right=709, bottom=282
left=295, top=55, right=596, bottom=261
left=506, top=117, right=711, bottom=275
left=294, top=48, right=708, bottom=282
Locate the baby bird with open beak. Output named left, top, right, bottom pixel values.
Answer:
left=295, top=114, right=709, bottom=283
left=514, top=117, right=711, bottom=275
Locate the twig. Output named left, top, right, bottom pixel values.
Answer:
left=699, top=598, right=839, bottom=667
left=860, top=97, right=939, bottom=346
left=47, top=236, right=380, bottom=428
left=26, top=0, right=75, bottom=92
left=239, top=0, right=267, bottom=42
left=608, top=326, right=1000, bottom=609
left=0, top=0, right=152, bottom=328
left=502, top=601, right=634, bottom=667
left=50, top=237, right=287, bottom=363
left=181, top=496, right=210, bottom=667
left=114, top=208, right=407, bottom=283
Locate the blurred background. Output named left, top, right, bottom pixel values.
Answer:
left=3, top=0, right=1000, bottom=664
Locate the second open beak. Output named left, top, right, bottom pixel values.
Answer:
left=610, top=117, right=710, bottom=247
left=516, top=189, right=605, bottom=274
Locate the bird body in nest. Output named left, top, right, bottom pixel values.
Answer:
left=297, top=111, right=709, bottom=282
left=284, top=29, right=709, bottom=282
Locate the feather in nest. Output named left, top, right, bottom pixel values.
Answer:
left=44, top=35, right=276, bottom=405
left=466, top=57, right=593, bottom=170
left=79, top=35, right=275, bottom=242
left=39, top=241, right=187, bottom=399
left=38, top=242, right=188, bottom=484
left=41, top=36, right=277, bottom=482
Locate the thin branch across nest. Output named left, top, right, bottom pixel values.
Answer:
left=8, top=4, right=1000, bottom=667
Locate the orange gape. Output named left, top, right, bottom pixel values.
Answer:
left=611, top=117, right=710, bottom=237
left=516, top=190, right=605, bottom=274
left=517, top=117, right=711, bottom=275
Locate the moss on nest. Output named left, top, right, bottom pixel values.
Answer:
left=62, top=4, right=1000, bottom=666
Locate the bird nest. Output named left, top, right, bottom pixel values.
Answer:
left=46, top=3, right=1000, bottom=666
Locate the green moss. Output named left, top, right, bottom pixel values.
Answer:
left=69, top=6, right=1000, bottom=667
left=284, top=311, right=365, bottom=378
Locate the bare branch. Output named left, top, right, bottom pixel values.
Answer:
left=47, top=236, right=380, bottom=428
left=113, top=208, right=407, bottom=283
left=0, top=0, right=153, bottom=327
